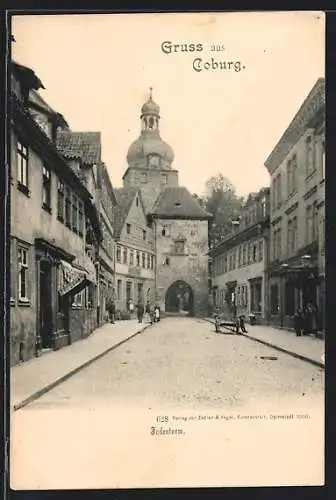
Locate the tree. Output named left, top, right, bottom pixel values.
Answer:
left=196, top=173, right=245, bottom=247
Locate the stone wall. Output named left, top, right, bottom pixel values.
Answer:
left=155, top=218, right=209, bottom=315
left=123, top=167, right=178, bottom=212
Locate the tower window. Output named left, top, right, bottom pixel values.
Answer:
left=126, top=223, right=131, bottom=234
left=148, top=117, right=154, bottom=129
left=164, top=257, right=170, bottom=266
left=140, top=172, right=148, bottom=183
left=161, top=174, right=168, bottom=185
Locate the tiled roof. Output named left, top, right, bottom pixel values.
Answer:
left=151, top=187, right=212, bottom=219
left=56, top=131, right=101, bottom=165
left=112, top=187, right=138, bottom=238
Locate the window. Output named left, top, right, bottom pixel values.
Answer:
left=306, top=205, right=313, bottom=244
left=78, top=200, right=84, bottom=237
left=143, top=230, right=146, bottom=241
left=136, top=251, right=140, bottom=266
left=140, top=172, right=148, bottom=183
left=258, top=240, right=263, bottom=261
left=292, top=154, right=297, bottom=192
left=321, top=141, right=325, bottom=180
left=312, top=202, right=318, bottom=242
left=57, top=180, right=65, bottom=221
left=320, top=212, right=325, bottom=254
left=151, top=255, right=154, bottom=269
left=270, top=284, right=279, bottom=315
left=164, top=257, right=170, bottom=266
left=116, top=246, right=121, bottom=262
left=161, top=174, right=168, bottom=185
left=242, top=245, right=247, bottom=265
left=72, top=290, right=85, bottom=308
left=287, top=219, right=292, bottom=255
left=286, top=159, right=292, bottom=197
left=126, top=223, right=131, bottom=234
left=271, top=178, right=276, bottom=211
left=42, top=165, right=51, bottom=210
left=65, top=186, right=72, bottom=227
left=117, top=280, right=122, bottom=300
left=142, top=252, right=146, bottom=268
left=147, top=253, right=151, bottom=269
left=292, top=216, right=297, bottom=252
left=175, top=240, right=185, bottom=254
left=252, top=242, right=257, bottom=262
left=306, top=135, right=315, bottom=177
left=123, top=247, right=128, bottom=264
left=136, top=197, right=139, bottom=206
left=272, top=228, right=281, bottom=260
left=17, top=140, right=28, bottom=188
left=276, top=173, right=282, bottom=208
left=18, top=247, right=29, bottom=301
left=130, top=250, right=134, bottom=265
left=72, top=193, right=78, bottom=232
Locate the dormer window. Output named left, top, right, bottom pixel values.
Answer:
left=174, top=202, right=182, bottom=208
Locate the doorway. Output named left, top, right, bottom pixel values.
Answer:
left=39, top=260, right=53, bottom=349
left=165, top=280, right=194, bottom=316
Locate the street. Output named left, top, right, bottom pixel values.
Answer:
left=23, top=317, right=324, bottom=411
left=11, top=318, right=325, bottom=490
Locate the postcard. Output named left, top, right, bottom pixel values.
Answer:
left=9, top=11, right=325, bottom=489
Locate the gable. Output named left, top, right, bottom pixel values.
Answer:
left=121, top=192, right=148, bottom=238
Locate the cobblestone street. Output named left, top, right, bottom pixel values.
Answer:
left=11, top=318, right=325, bottom=489
left=24, top=317, right=324, bottom=411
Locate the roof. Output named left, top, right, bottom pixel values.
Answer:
left=56, top=131, right=101, bottom=165
left=112, top=187, right=138, bottom=238
left=150, top=186, right=212, bottom=219
left=11, top=61, right=45, bottom=90
left=98, top=163, right=117, bottom=206
left=265, top=78, right=325, bottom=174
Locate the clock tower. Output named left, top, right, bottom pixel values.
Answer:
left=123, top=88, right=179, bottom=212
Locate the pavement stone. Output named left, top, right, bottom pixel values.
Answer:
left=203, top=317, right=325, bottom=369
left=11, top=319, right=152, bottom=410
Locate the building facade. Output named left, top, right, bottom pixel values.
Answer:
left=114, top=90, right=211, bottom=316
left=10, top=62, right=104, bottom=365
left=209, top=188, right=270, bottom=323
left=113, top=188, right=155, bottom=314
left=264, top=78, right=325, bottom=333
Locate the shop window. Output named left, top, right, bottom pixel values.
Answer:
left=270, top=284, right=279, bottom=314
left=284, top=281, right=295, bottom=316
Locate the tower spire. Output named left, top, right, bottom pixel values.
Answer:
left=149, top=86, right=153, bottom=100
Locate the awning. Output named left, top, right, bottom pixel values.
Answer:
left=58, top=260, right=96, bottom=297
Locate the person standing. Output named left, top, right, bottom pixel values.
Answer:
left=137, top=300, right=144, bottom=324
left=129, top=299, right=134, bottom=317
left=293, top=308, right=303, bottom=337
left=106, top=297, right=116, bottom=324
left=154, top=305, right=160, bottom=323
left=145, top=300, right=152, bottom=324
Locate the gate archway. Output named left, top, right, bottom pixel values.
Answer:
left=165, top=280, right=195, bottom=316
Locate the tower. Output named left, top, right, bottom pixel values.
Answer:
left=123, top=88, right=179, bottom=212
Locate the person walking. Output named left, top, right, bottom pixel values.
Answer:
left=239, top=315, right=248, bottom=333
left=145, top=300, right=152, bottom=324
left=137, top=300, right=144, bottom=324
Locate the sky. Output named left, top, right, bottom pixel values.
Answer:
left=11, top=12, right=325, bottom=198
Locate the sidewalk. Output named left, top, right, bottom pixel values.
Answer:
left=11, top=319, right=152, bottom=410
left=204, top=318, right=325, bottom=369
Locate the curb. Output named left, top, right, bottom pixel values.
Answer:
left=200, top=318, right=325, bottom=370
left=13, top=323, right=152, bottom=412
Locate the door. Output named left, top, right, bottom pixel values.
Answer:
left=40, top=260, right=53, bottom=349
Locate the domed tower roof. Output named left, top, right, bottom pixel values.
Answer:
left=141, top=88, right=160, bottom=117
left=126, top=88, right=174, bottom=169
